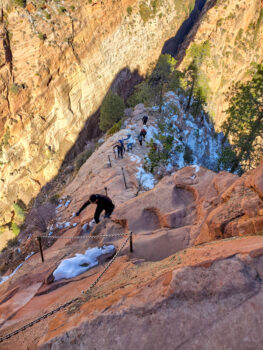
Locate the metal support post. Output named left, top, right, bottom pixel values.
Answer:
left=108, top=155, right=112, bottom=167
left=129, top=232, right=133, bottom=253
left=37, top=236, right=44, bottom=262
left=105, top=187, right=108, bottom=196
left=121, top=167, right=127, bottom=189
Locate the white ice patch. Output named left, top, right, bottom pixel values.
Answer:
left=82, top=223, right=89, bottom=232
left=25, top=251, right=35, bottom=261
left=130, top=154, right=141, bottom=163
left=56, top=204, right=62, bottom=210
left=190, top=165, right=200, bottom=173
left=0, top=263, right=23, bottom=285
left=53, top=245, right=115, bottom=281
left=72, top=223, right=78, bottom=227
left=64, top=222, right=71, bottom=228
left=136, top=166, right=155, bottom=190
left=64, top=200, right=71, bottom=208
left=70, top=213, right=76, bottom=219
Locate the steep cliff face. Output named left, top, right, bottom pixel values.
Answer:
left=177, top=0, right=263, bottom=127
left=0, top=0, right=198, bottom=226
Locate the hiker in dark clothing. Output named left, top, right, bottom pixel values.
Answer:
left=113, top=144, right=124, bottom=158
left=140, top=128, right=147, bottom=139
left=138, top=133, right=143, bottom=146
left=113, top=139, right=125, bottom=159
left=76, top=194, right=115, bottom=224
left=142, top=115, right=148, bottom=125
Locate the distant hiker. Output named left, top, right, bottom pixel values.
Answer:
left=142, top=115, right=148, bottom=125
left=113, top=144, right=123, bottom=158
left=113, top=139, right=125, bottom=159
left=140, top=128, right=147, bottom=139
left=138, top=133, right=143, bottom=146
left=76, top=194, right=115, bottom=224
left=127, top=136, right=135, bottom=151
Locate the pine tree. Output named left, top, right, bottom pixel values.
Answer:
left=99, top=91, right=125, bottom=132
left=221, top=64, right=263, bottom=173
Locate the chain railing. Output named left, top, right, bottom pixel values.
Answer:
left=0, top=235, right=130, bottom=344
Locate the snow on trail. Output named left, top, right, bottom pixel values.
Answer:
left=53, top=245, right=115, bottom=281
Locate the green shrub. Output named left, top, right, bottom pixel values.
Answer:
left=13, top=203, right=25, bottom=219
left=44, top=11, right=51, bottom=19
left=107, top=120, right=122, bottom=136
left=50, top=194, right=60, bottom=204
left=75, top=149, right=94, bottom=170
left=58, top=6, right=66, bottom=13
left=139, top=2, right=152, bottom=22
left=150, top=0, right=160, bottom=14
left=11, top=222, right=20, bottom=236
left=10, top=84, right=20, bottom=94
left=13, top=0, right=25, bottom=7
left=38, top=32, right=47, bottom=40
left=128, top=80, right=154, bottom=107
left=70, top=5, right=75, bottom=10
left=127, top=6, right=132, bottom=15
left=99, top=91, right=125, bottom=132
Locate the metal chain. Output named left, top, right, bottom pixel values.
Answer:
left=83, top=235, right=129, bottom=294
left=39, top=233, right=130, bottom=240
left=0, top=236, right=129, bottom=344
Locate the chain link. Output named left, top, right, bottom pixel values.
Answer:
left=0, top=236, right=130, bottom=344
left=39, top=233, right=130, bottom=240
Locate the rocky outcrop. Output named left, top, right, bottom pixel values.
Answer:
left=0, top=0, right=199, bottom=227
left=177, top=0, right=263, bottom=127
left=0, top=133, right=263, bottom=348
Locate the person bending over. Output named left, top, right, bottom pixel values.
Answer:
left=76, top=194, right=115, bottom=224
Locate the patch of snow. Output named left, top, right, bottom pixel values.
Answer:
left=56, top=204, right=62, bottom=210
left=0, top=263, right=23, bottom=285
left=82, top=223, right=89, bottom=232
left=130, top=154, right=141, bottom=163
left=53, top=245, right=115, bottom=281
left=72, top=223, right=78, bottom=227
left=25, top=252, right=35, bottom=261
left=48, top=231, right=53, bottom=236
left=64, top=222, right=71, bottom=228
left=64, top=200, right=71, bottom=208
left=70, top=213, right=76, bottom=219
left=89, top=219, right=96, bottom=227
left=136, top=166, right=156, bottom=190
left=98, top=138, right=104, bottom=144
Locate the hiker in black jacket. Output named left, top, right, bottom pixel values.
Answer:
left=76, top=194, right=115, bottom=223
left=142, top=115, right=148, bottom=125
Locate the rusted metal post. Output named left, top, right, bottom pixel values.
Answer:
left=129, top=232, right=133, bottom=252
left=105, top=187, right=108, bottom=196
left=121, top=167, right=127, bottom=189
left=37, top=236, right=44, bottom=263
left=108, top=155, right=112, bottom=167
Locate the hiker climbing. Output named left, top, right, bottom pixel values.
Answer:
left=142, top=115, right=148, bottom=125
left=138, top=128, right=147, bottom=146
left=76, top=194, right=115, bottom=224
left=113, top=139, right=125, bottom=159
left=138, top=132, right=143, bottom=146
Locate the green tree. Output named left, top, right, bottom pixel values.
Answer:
left=128, top=54, right=176, bottom=109
left=184, top=40, right=210, bottom=111
left=221, top=64, right=263, bottom=173
left=99, top=91, right=125, bottom=132
left=150, top=54, right=176, bottom=111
